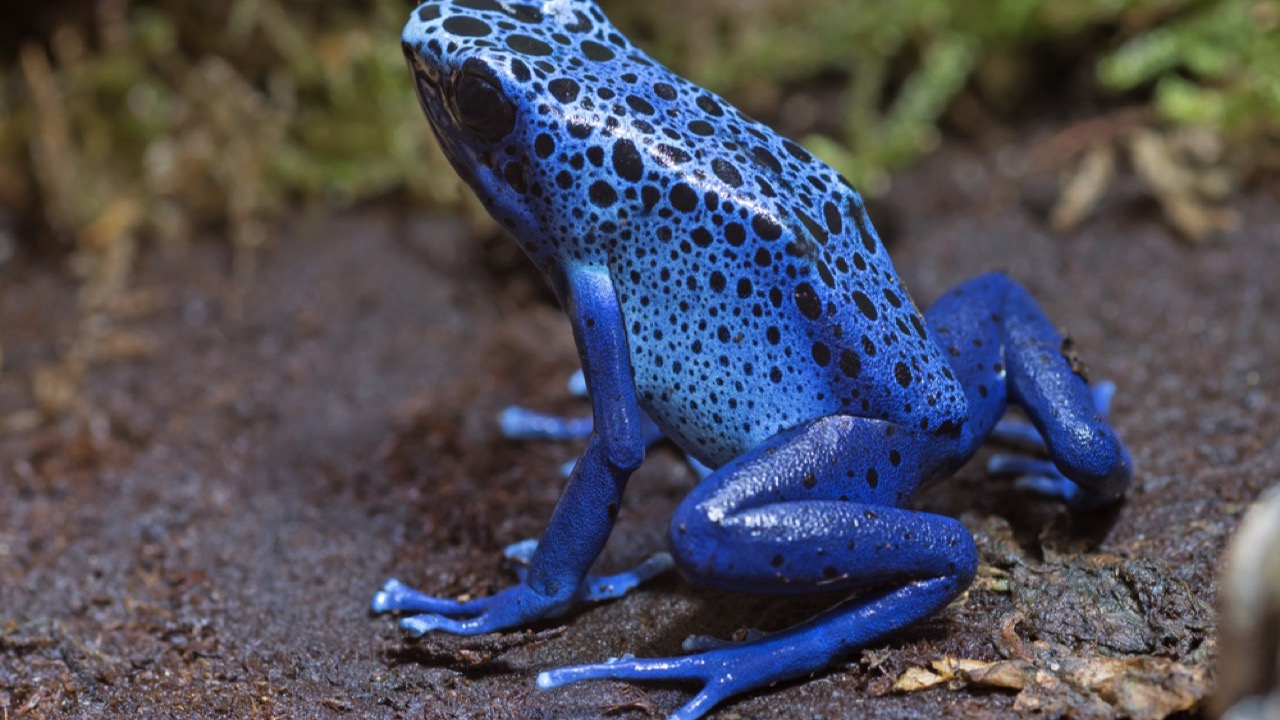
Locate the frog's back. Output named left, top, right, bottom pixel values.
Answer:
left=403, top=1, right=967, bottom=466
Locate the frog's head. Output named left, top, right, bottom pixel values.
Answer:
left=402, top=0, right=620, bottom=263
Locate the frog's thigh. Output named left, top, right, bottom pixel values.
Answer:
left=925, top=272, right=1131, bottom=500
left=668, top=414, right=975, bottom=595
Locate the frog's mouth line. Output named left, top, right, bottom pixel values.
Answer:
left=408, top=66, right=481, bottom=191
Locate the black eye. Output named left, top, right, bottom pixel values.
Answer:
left=452, top=69, right=514, bottom=142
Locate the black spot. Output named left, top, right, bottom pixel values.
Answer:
left=506, top=34, right=553, bottom=56
left=669, top=183, right=698, bottom=212
left=567, top=120, right=592, bottom=138
left=866, top=467, right=879, bottom=488
left=752, top=214, right=783, bottom=241
left=509, top=59, right=531, bottom=82
left=782, top=138, right=811, bottom=161
left=861, top=336, right=877, bottom=356
left=443, top=16, right=491, bottom=37
left=549, top=78, right=580, bottom=103
left=883, top=288, right=902, bottom=308
left=417, top=5, right=441, bottom=22
left=500, top=2, right=544, bottom=23
left=581, top=40, right=615, bottom=62
left=812, top=342, right=831, bottom=366
left=555, top=170, right=573, bottom=189
left=502, top=162, right=527, bottom=192
left=641, top=185, right=660, bottom=211
left=766, top=326, right=781, bottom=344
left=696, top=95, right=725, bottom=116
left=564, top=10, right=593, bottom=33
left=725, top=222, right=746, bottom=247
left=755, top=248, right=772, bottom=267
left=794, top=282, right=821, bottom=320
left=894, top=362, right=912, bottom=387
left=816, top=261, right=835, bottom=288
left=823, top=201, right=843, bottom=235
left=711, top=158, right=743, bottom=188
left=710, top=271, right=727, bottom=292
left=840, top=350, right=861, bottom=378
left=823, top=565, right=838, bottom=579
left=625, top=95, right=654, bottom=115
left=687, top=120, right=714, bottom=136
left=802, top=473, right=817, bottom=489
left=770, top=366, right=784, bottom=383
left=586, top=146, right=604, bottom=167
left=752, top=146, right=782, bottom=174
left=692, top=228, right=714, bottom=248
left=854, top=209, right=877, bottom=254
left=771, top=554, right=784, bottom=568
left=612, top=139, right=643, bottom=181
left=530, top=134, right=556, bottom=161
left=889, top=450, right=902, bottom=466
left=852, top=291, right=878, bottom=320
left=653, top=82, right=677, bottom=100
left=655, top=144, right=691, bottom=165
left=796, top=210, right=828, bottom=245
left=736, top=277, right=753, bottom=299
left=589, top=181, right=617, bottom=207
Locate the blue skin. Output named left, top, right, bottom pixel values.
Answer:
left=379, top=2, right=1133, bottom=717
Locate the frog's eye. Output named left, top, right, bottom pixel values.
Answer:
left=452, top=68, right=515, bottom=142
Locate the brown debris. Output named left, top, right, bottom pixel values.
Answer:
left=894, top=640, right=1208, bottom=719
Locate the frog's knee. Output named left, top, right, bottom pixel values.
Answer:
left=667, top=495, right=724, bottom=584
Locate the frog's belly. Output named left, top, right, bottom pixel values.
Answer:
left=631, top=358, right=840, bottom=469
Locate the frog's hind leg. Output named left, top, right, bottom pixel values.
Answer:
left=924, top=272, right=1132, bottom=509
left=540, top=414, right=978, bottom=719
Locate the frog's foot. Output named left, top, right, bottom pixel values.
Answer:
left=374, top=544, right=674, bottom=636
left=540, top=576, right=967, bottom=720
left=371, top=578, right=491, bottom=617
left=990, top=380, right=1115, bottom=450
left=986, top=456, right=1111, bottom=510
left=986, top=380, right=1123, bottom=510
left=504, top=539, right=675, bottom=602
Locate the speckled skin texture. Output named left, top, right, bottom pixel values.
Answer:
left=379, top=1, right=1133, bottom=718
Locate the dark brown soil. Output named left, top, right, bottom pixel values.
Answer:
left=1, top=139, right=1275, bottom=719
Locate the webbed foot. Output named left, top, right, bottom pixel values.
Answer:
left=373, top=542, right=673, bottom=635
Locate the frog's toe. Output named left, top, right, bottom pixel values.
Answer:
left=577, top=552, right=674, bottom=602
left=499, top=406, right=593, bottom=441
left=539, top=653, right=744, bottom=720
left=371, top=578, right=489, bottom=616
left=401, top=612, right=496, bottom=636
left=503, top=538, right=539, bottom=563
left=988, top=456, right=1115, bottom=511
left=567, top=369, right=588, bottom=397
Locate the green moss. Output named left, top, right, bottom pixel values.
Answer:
left=1099, top=0, right=1280, bottom=137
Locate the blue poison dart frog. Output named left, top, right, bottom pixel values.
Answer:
left=376, top=2, right=1133, bottom=717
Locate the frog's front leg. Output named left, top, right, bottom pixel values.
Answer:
left=541, top=414, right=978, bottom=719
left=373, top=266, right=650, bottom=633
